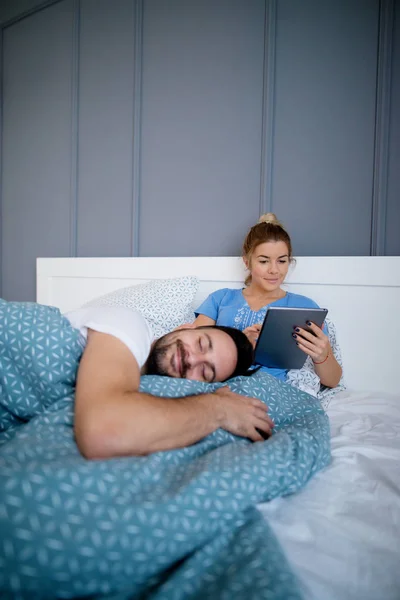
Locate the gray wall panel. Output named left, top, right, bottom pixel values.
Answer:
left=386, top=0, right=400, bottom=255
left=1, top=0, right=74, bottom=300
left=139, top=0, right=265, bottom=256
left=0, top=0, right=398, bottom=301
left=271, top=0, right=379, bottom=256
left=76, top=0, right=135, bottom=257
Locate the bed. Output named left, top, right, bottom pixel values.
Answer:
left=1, top=256, right=398, bottom=599
left=35, top=255, right=400, bottom=599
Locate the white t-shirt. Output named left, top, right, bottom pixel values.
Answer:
left=65, top=305, right=153, bottom=368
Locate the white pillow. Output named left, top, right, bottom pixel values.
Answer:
left=84, top=276, right=199, bottom=340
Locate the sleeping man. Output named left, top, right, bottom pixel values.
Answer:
left=66, top=305, right=274, bottom=459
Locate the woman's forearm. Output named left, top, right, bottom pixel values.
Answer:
left=193, top=315, right=216, bottom=327
left=314, top=353, right=342, bottom=388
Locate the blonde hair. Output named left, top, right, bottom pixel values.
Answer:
left=243, top=213, right=293, bottom=286
left=257, top=213, right=284, bottom=227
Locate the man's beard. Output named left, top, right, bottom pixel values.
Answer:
left=145, top=337, right=188, bottom=378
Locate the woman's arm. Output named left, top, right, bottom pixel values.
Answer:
left=192, top=289, right=226, bottom=328
left=193, top=315, right=215, bottom=326
left=293, top=321, right=342, bottom=388
left=312, top=351, right=342, bottom=388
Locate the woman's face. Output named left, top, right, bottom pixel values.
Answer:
left=245, top=241, right=290, bottom=292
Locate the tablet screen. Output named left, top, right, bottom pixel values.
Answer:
left=254, top=307, right=328, bottom=370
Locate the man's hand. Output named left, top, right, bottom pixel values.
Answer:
left=213, top=386, right=274, bottom=441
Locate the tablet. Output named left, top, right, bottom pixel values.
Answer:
left=254, top=306, right=328, bottom=370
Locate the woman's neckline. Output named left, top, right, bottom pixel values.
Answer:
left=241, top=288, right=288, bottom=312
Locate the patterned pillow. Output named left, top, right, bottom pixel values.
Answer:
left=84, top=276, right=199, bottom=340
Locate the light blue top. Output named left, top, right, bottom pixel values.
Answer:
left=195, top=288, right=320, bottom=381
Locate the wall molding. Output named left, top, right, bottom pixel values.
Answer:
left=259, top=0, right=277, bottom=216
left=69, top=0, right=80, bottom=257
left=371, top=0, right=395, bottom=255
left=131, top=0, right=143, bottom=257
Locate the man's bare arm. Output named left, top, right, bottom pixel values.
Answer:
left=74, top=331, right=273, bottom=459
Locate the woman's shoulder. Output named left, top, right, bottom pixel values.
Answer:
left=203, top=287, right=242, bottom=303
left=285, top=292, right=320, bottom=308
left=210, top=287, right=242, bottom=296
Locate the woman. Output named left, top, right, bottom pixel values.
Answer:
left=192, top=214, right=342, bottom=389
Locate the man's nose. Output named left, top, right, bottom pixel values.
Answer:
left=187, top=349, right=200, bottom=366
left=187, top=348, right=205, bottom=370
left=184, top=353, right=200, bottom=378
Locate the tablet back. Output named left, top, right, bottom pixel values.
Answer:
left=254, top=307, right=328, bottom=370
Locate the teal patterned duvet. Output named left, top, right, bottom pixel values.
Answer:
left=0, top=300, right=331, bottom=599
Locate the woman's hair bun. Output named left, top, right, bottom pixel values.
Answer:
left=258, top=212, right=282, bottom=227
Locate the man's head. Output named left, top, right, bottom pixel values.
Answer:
left=144, top=325, right=254, bottom=382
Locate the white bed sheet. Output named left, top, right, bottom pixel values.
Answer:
left=258, top=389, right=400, bottom=600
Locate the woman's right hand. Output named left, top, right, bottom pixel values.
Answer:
left=243, top=324, right=262, bottom=349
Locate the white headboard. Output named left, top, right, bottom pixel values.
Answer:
left=37, top=256, right=399, bottom=396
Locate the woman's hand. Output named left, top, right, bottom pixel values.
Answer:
left=174, top=315, right=216, bottom=331
left=174, top=322, right=197, bottom=331
left=293, top=321, right=342, bottom=387
left=243, top=324, right=262, bottom=349
left=292, top=321, right=330, bottom=364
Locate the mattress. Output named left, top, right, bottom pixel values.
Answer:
left=258, top=389, right=400, bottom=600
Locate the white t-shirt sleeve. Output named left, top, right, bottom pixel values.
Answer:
left=64, top=305, right=153, bottom=368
